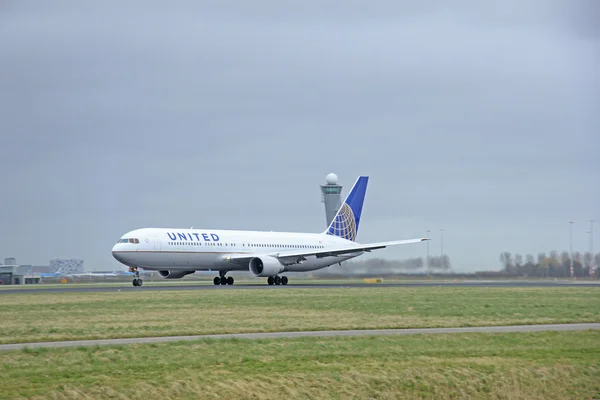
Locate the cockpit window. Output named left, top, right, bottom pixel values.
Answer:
left=118, top=238, right=139, bottom=244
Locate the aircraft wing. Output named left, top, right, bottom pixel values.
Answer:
left=224, top=238, right=428, bottom=266
left=277, top=238, right=428, bottom=260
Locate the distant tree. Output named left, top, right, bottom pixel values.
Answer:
left=584, top=252, right=593, bottom=269
left=500, top=252, right=513, bottom=272
left=582, top=252, right=595, bottom=277
left=415, top=257, right=424, bottom=269
left=525, top=254, right=535, bottom=265
left=426, top=256, right=434, bottom=271
left=515, top=254, right=523, bottom=268
left=442, top=255, right=449, bottom=270
left=559, top=251, right=571, bottom=277
left=570, top=252, right=584, bottom=276
left=537, top=252, right=547, bottom=265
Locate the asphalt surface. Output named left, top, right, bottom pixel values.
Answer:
left=1, top=280, right=599, bottom=294
left=1, top=323, right=598, bottom=351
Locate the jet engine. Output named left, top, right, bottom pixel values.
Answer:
left=249, top=256, right=285, bottom=277
left=157, top=270, right=195, bottom=279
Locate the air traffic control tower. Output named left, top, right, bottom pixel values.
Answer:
left=320, top=173, right=343, bottom=227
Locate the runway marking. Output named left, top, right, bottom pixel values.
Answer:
left=1, top=323, right=598, bottom=351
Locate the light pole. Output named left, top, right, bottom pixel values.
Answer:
left=426, top=230, right=430, bottom=272
left=590, top=220, right=595, bottom=278
left=569, top=221, right=574, bottom=278
left=440, top=228, right=445, bottom=269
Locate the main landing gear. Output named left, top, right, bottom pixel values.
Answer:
left=213, top=271, right=234, bottom=286
left=267, top=276, right=288, bottom=286
left=130, top=267, right=143, bottom=287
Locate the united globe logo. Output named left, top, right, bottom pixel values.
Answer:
left=329, top=203, right=357, bottom=241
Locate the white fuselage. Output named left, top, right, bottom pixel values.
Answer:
left=111, top=228, right=363, bottom=273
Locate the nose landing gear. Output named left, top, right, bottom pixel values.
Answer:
left=267, top=275, right=288, bottom=285
left=130, top=267, right=143, bottom=287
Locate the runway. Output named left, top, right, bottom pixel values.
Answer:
left=0, top=280, right=599, bottom=294
left=1, top=323, right=598, bottom=351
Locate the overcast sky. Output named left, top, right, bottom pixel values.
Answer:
left=0, top=1, right=598, bottom=272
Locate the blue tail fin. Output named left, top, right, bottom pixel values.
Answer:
left=324, top=176, right=368, bottom=241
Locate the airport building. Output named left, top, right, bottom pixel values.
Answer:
left=50, top=258, right=84, bottom=274
left=320, top=173, right=343, bottom=227
left=0, top=256, right=82, bottom=284
left=0, top=265, right=41, bottom=285
left=4, top=257, right=16, bottom=266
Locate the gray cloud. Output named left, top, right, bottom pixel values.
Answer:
left=0, top=0, right=598, bottom=271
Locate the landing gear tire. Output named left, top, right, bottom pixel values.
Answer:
left=274, top=276, right=282, bottom=285
left=267, top=276, right=274, bottom=285
left=281, top=276, right=288, bottom=285
left=131, top=267, right=142, bottom=287
left=215, top=275, right=234, bottom=285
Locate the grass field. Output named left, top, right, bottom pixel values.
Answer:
left=1, top=287, right=598, bottom=344
left=1, top=331, right=599, bottom=399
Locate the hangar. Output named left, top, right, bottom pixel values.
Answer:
left=0, top=265, right=41, bottom=285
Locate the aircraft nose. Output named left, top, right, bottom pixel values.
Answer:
left=112, top=245, right=124, bottom=262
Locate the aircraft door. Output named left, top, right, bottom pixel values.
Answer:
left=154, top=235, right=161, bottom=251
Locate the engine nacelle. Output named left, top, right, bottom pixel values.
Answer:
left=249, top=257, right=285, bottom=277
left=157, top=270, right=195, bottom=279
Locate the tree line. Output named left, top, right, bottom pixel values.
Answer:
left=499, top=251, right=599, bottom=278
left=313, top=255, right=451, bottom=277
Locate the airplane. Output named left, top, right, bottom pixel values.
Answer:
left=112, top=176, right=429, bottom=287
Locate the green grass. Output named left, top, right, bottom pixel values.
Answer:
left=1, top=287, right=598, bottom=344
left=1, top=331, right=599, bottom=399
